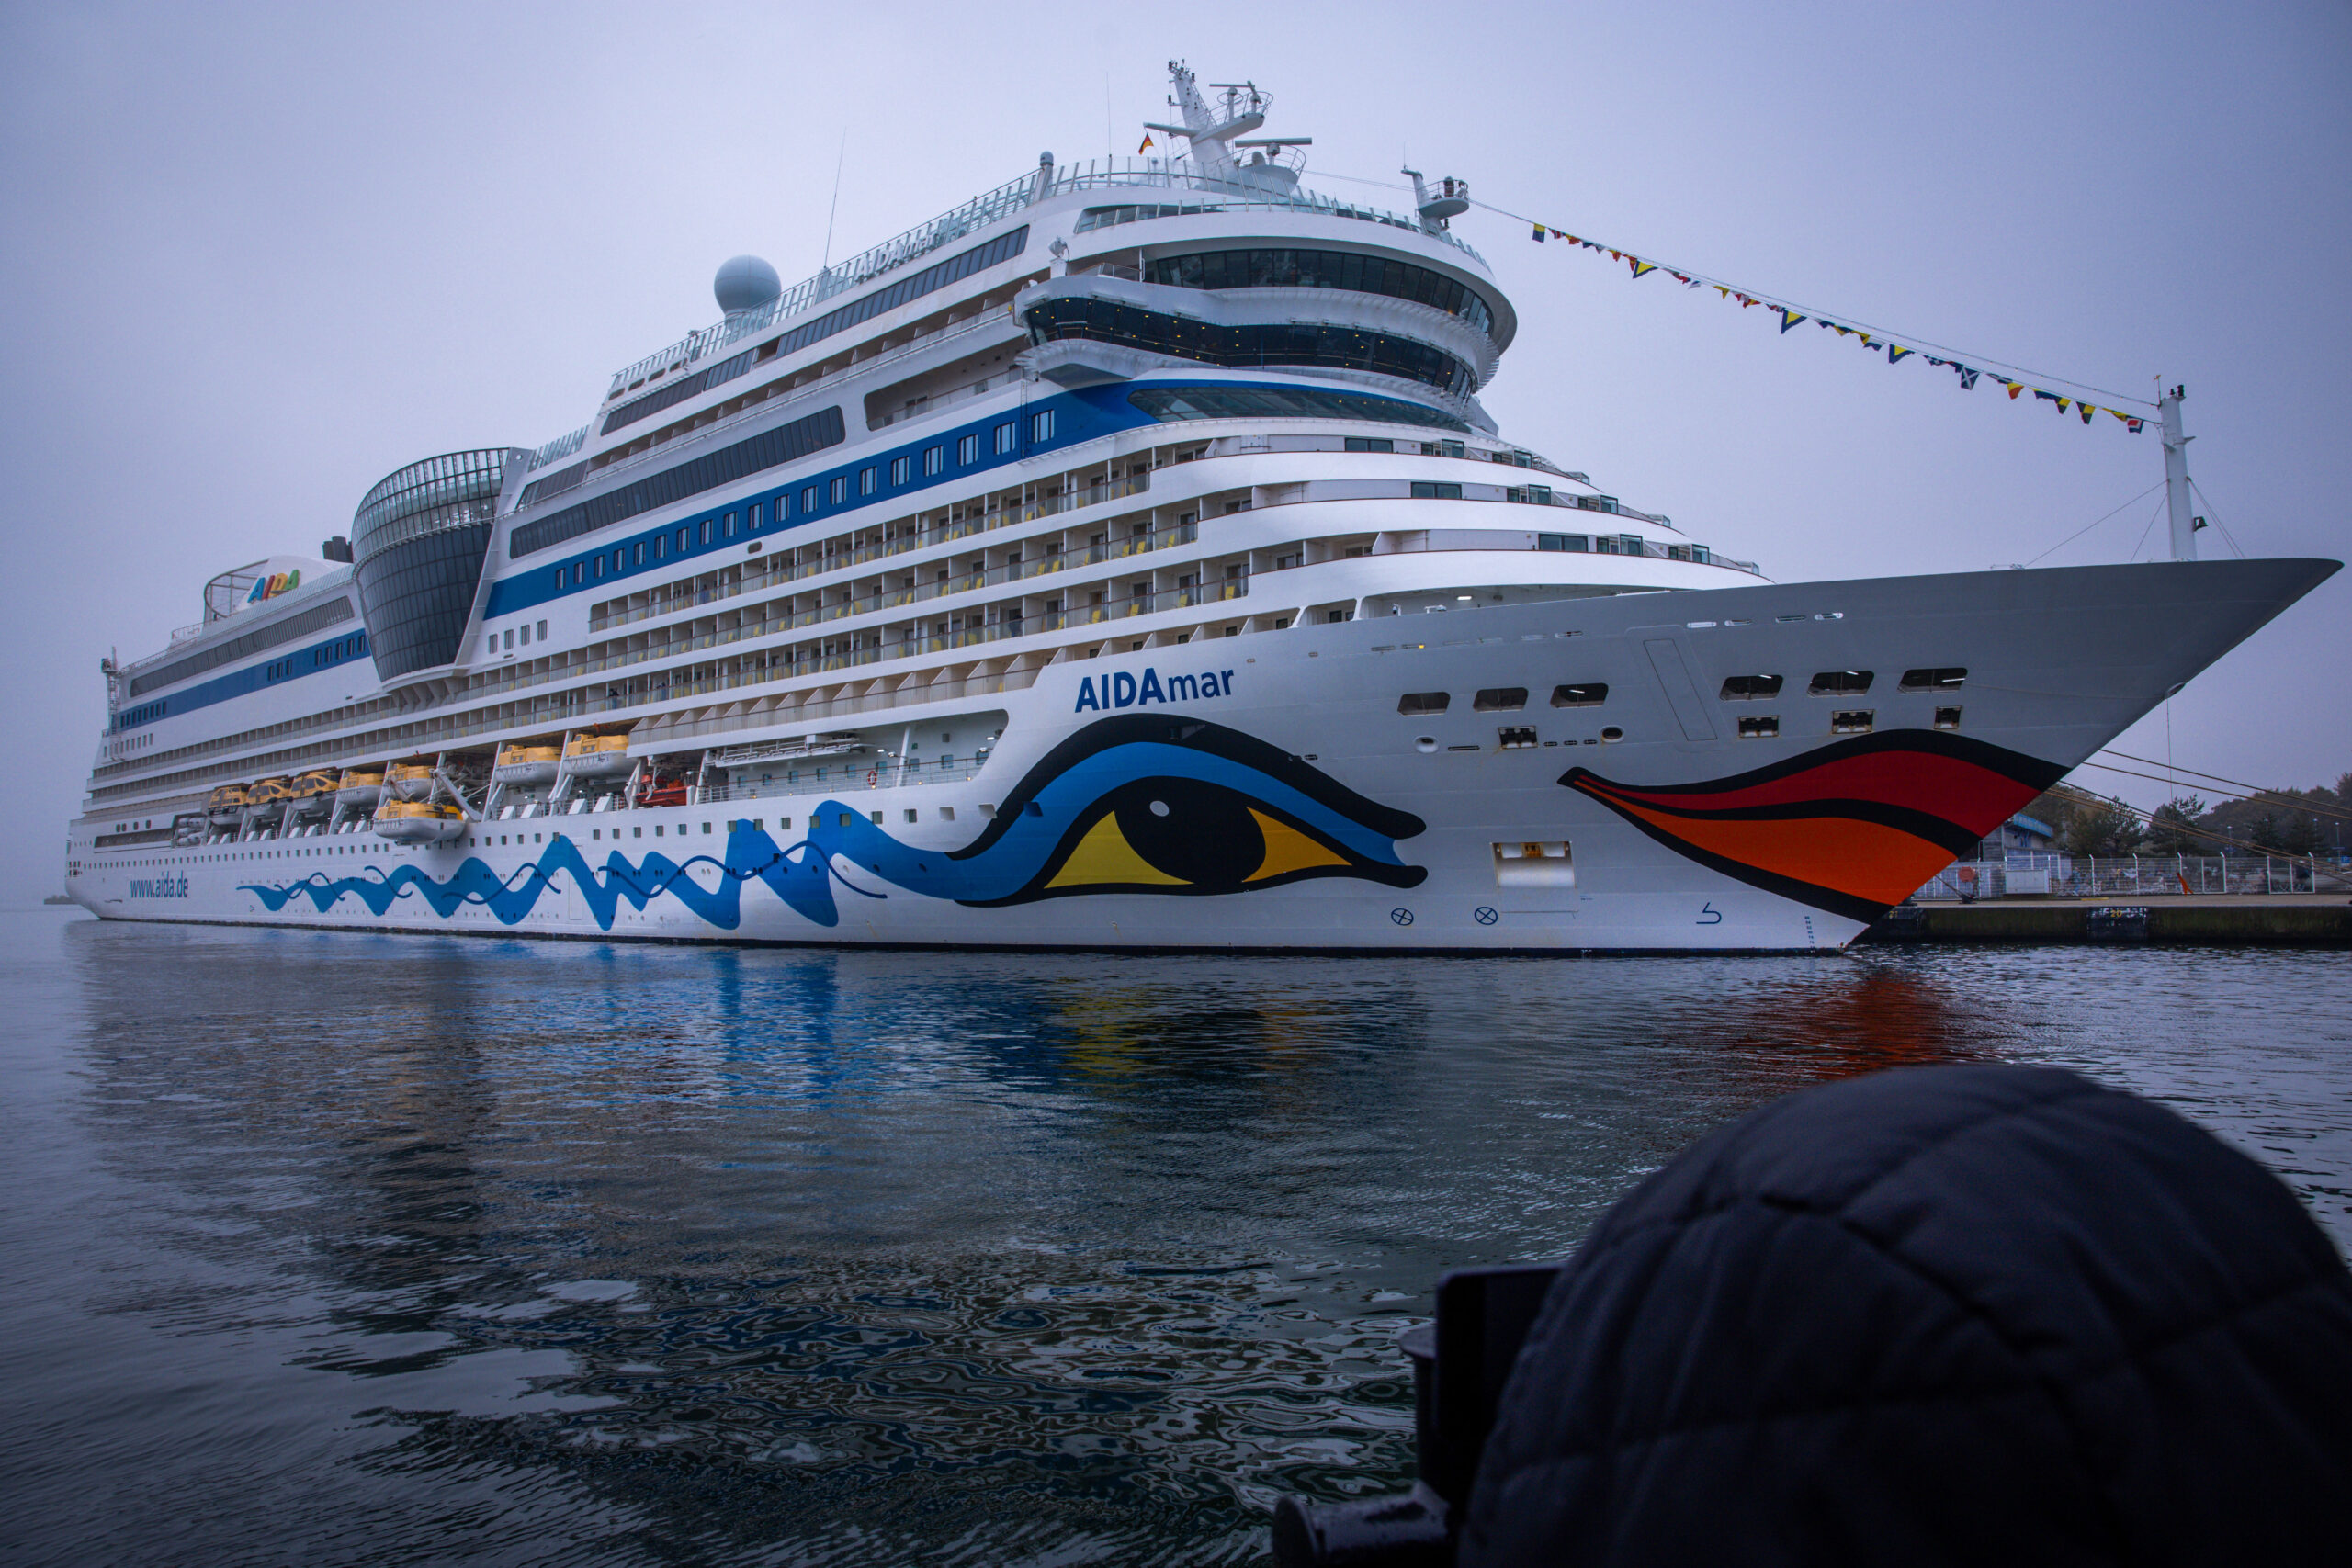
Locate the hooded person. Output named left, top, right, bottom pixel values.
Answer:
left=1460, top=1064, right=2352, bottom=1566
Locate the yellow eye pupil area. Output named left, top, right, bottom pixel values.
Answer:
left=1244, top=810, right=1348, bottom=881
left=1036, top=779, right=1356, bottom=894
left=1045, top=813, right=1188, bottom=889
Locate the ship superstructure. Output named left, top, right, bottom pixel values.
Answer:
left=67, top=63, right=2335, bottom=951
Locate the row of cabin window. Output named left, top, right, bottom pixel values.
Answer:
left=1719, top=669, right=1966, bottom=700
left=307, top=634, right=367, bottom=669
left=543, top=411, right=1056, bottom=595
left=486, top=620, right=551, bottom=658
left=1400, top=685, right=1608, bottom=714
left=1397, top=671, right=1968, bottom=716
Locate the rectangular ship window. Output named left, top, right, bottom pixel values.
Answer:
left=1410, top=481, right=1463, bottom=500
left=923, top=446, right=944, bottom=477
left=1473, top=687, right=1528, bottom=712
left=1498, top=726, right=1539, bottom=750
left=1397, top=691, right=1451, bottom=714
left=994, top=422, right=1017, bottom=456
left=1809, top=670, right=1873, bottom=695
left=890, top=456, right=909, bottom=487
left=1737, top=715, right=1781, bottom=739
left=1493, top=840, right=1575, bottom=887
left=1902, top=667, right=1968, bottom=691
left=958, top=434, right=979, bottom=466
left=1720, top=674, right=1783, bottom=700
left=1831, top=709, right=1875, bottom=734
left=1935, top=705, right=1962, bottom=730
left=1550, top=682, right=1608, bottom=707
left=1344, top=436, right=1393, bottom=453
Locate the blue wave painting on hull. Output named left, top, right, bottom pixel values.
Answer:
left=239, top=715, right=1429, bottom=931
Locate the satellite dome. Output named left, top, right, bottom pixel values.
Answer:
left=714, top=254, right=782, bottom=316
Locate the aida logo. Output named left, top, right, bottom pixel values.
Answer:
left=1073, top=667, right=1234, bottom=713
left=130, top=875, right=189, bottom=898
left=246, top=570, right=300, bottom=604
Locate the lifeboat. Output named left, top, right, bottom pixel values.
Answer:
left=287, top=770, right=338, bottom=814
left=207, top=784, right=250, bottom=829
left=336, top=767, right=385, bottom=807
left=373, top=800, right=467, bottom=844
left=493, top=742, right=562, bottom=786
left=385, top=761, right=436, bottom=802
left=244, top=776, right=291, bottom=822
left=561, top=732, right=634, bottom=778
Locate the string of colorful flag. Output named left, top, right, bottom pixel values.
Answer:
left=1486, top=201, right=2157, bottom=429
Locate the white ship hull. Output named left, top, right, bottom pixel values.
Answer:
left=69, top=71, right=2335, bottom=946
left=72, top=559, right=2330, bottom=953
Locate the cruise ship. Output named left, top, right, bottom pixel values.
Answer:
left=66, top=65, right=2335, bottom=952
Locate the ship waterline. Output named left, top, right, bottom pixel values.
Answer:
left=67, top=65, right=2336, bottom=951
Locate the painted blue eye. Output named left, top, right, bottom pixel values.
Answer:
left=933, top=716, right=1428, bottom=906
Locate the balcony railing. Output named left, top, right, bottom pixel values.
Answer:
left=586, top=497, right=1174, bottom=633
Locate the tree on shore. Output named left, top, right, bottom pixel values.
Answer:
left=2143, top=796, right=2208, bottom=855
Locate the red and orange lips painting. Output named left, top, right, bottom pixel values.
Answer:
left=1562, top=730, right=2068, bottom=923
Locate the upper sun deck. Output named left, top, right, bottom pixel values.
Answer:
left=565, top=163, right=1497, bottom=442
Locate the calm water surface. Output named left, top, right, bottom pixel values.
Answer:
left=3, top=908, right=2346, bottom=1564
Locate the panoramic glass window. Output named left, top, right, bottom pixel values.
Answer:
left=350, top=448, right=508, bottom=680
left=1029, top=299, right=1475, bottom=394
left=1126, top=383, right=1468, bottom=432
left=509, top=405, right=843, bottom=558
left=1145, top=248, right=1496, bottom=336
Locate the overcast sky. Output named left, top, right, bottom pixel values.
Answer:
left=3, top=1, right=2345, bottom=902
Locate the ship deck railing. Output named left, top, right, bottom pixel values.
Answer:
left=596, top=159, right=1476, bottom=401
left=689, top=757, right=993, bottom=807
left=543, top=312, right=1023, bottom=508
left=586, top=506, right=1179, bottom=633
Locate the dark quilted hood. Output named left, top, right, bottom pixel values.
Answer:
left=1460, top=1065, right=2352, bottom=1566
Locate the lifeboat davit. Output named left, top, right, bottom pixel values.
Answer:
left=561, top=733, right=633, bottom=778
left=244, top=777, right=291, bottom=822
left=336, top=767, right=385, bottom=808
left=385, top=761, right=435, bottom=802
left=373, top=800, right=467, bottom=844
left=493, top=742, right=562, bottom=786
left=207, top=784, right=250, bottom=829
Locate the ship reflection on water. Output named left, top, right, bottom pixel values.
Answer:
left=8, top=913, right=2345, bottom=1566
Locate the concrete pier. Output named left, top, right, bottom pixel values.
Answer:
left=1862, top=896, right=2352, bottom=946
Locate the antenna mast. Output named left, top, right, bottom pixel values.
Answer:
left=2159, top=385, right=2197, bottom=561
